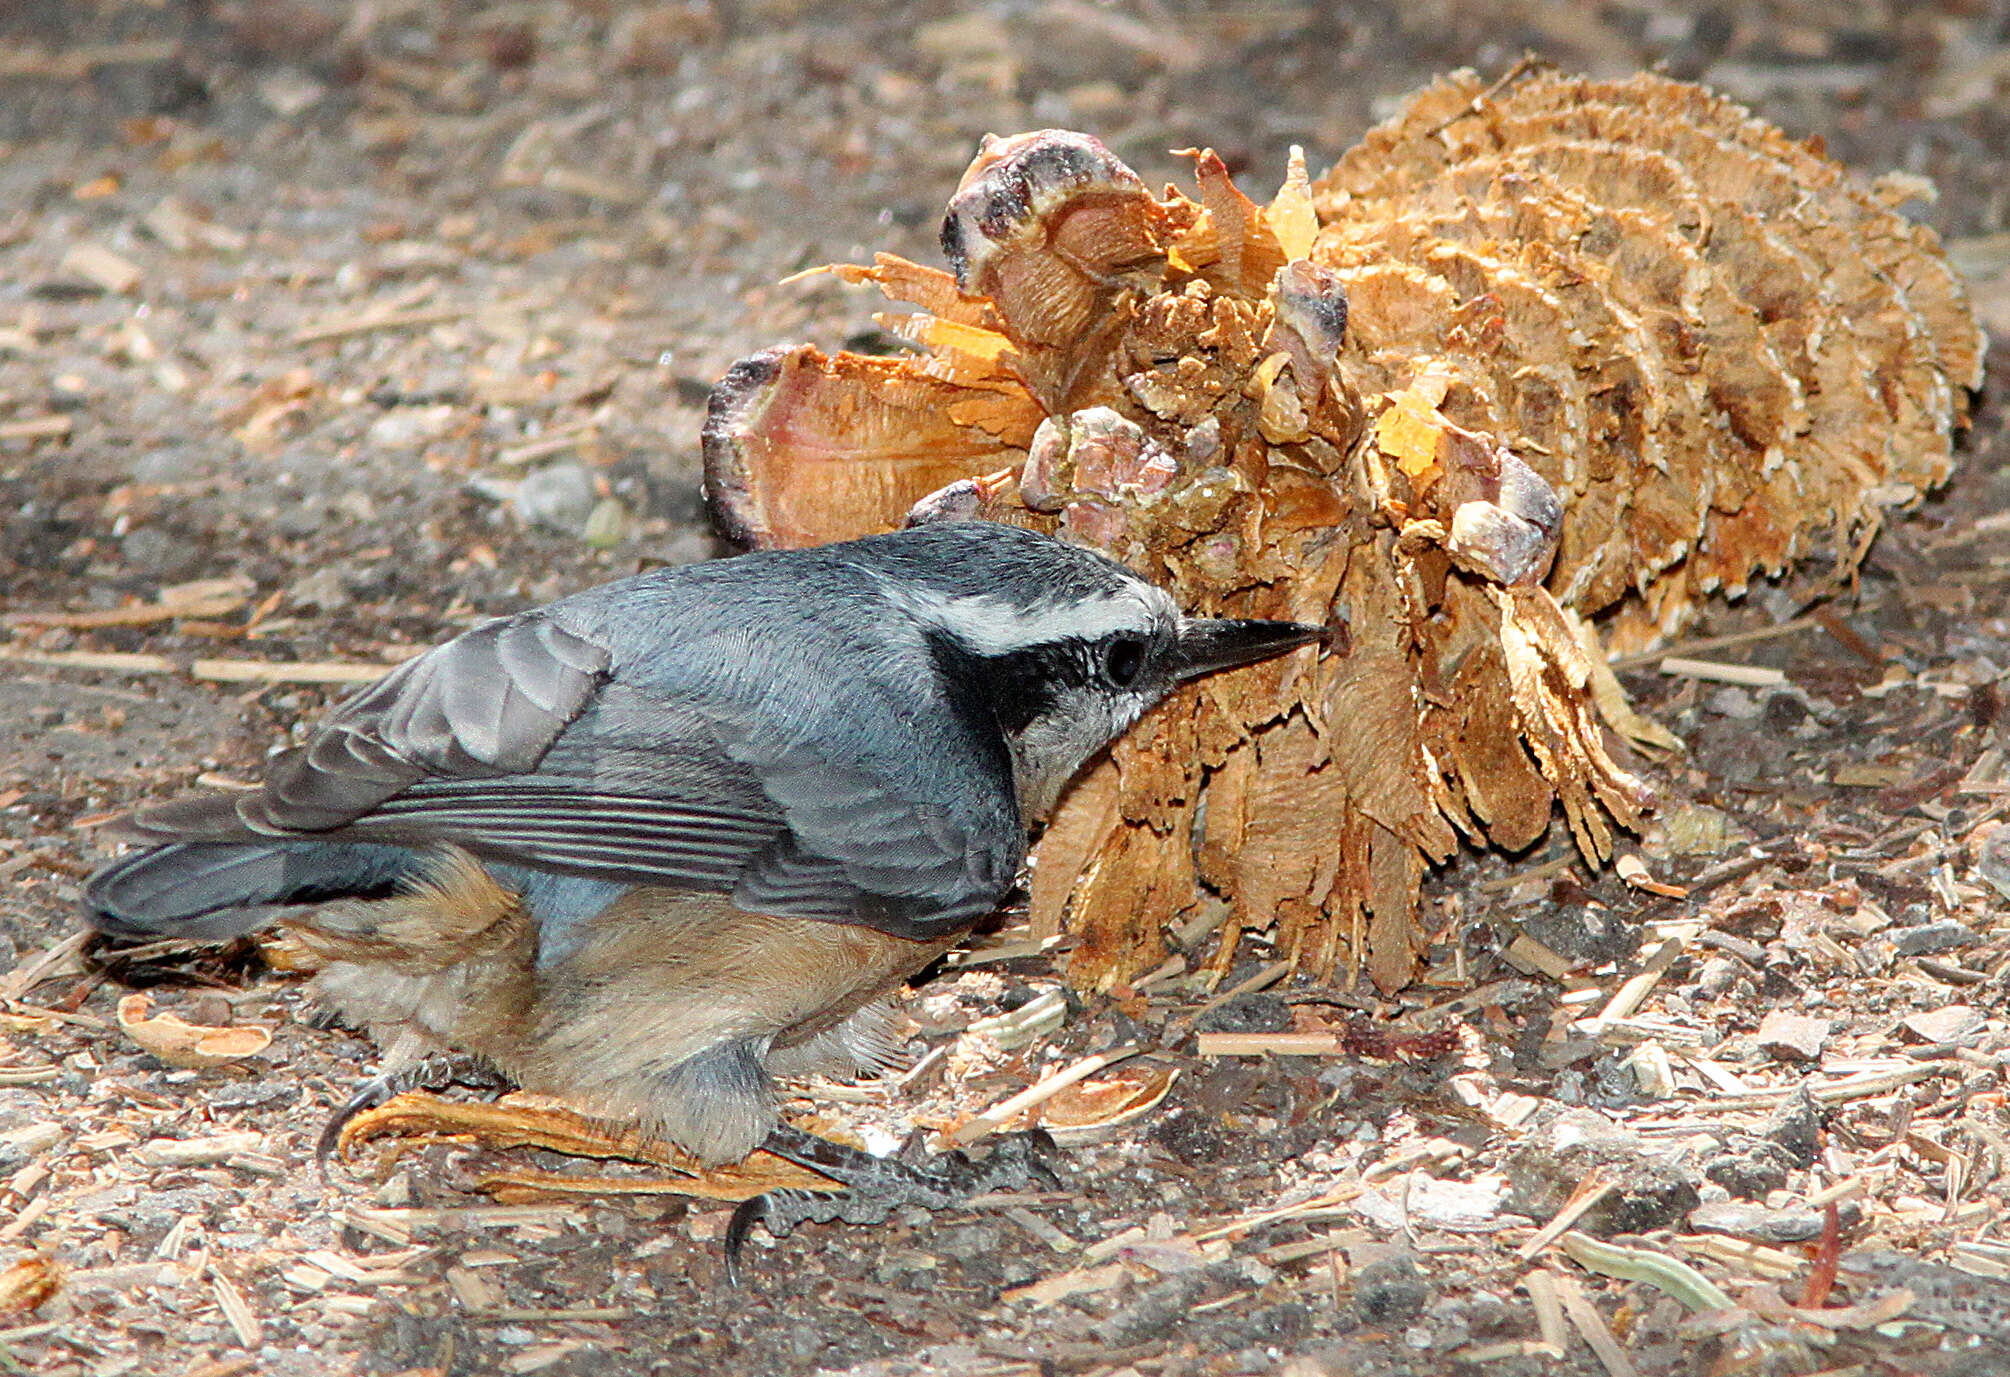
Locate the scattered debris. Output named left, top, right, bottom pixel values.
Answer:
left=0, top=7, right=2005, bottom=1377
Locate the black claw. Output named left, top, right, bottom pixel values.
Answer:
left=314, top=1054, right=512, bottom=1180
left=315, top=1079, right=394, bottom=1179
left=723, top=1196, right=768, bottom=1287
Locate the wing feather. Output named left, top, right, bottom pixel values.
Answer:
left=120, top=555, right=1027, bottom=939
left=238, top=614, right=611, bottom=832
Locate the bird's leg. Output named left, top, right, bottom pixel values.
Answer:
left=724, top=1123, right=1059, bottom=1282
left=316, top=1050, right=513, bottom=1171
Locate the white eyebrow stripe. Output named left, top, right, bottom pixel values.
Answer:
left=883, top=583, right=1177, bottom=655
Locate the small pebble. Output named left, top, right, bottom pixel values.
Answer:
left=1901, top=1005, right=1985, bottom=1044
left=1690, top=1199, right=1859, bottom=1244
left=514, top=462, right=599, bottom=536
left=1976, top=825, right=2010, bottom=899
left=1889, top=920, right=1979, bottom=956
left=582, top=495, right=628, bottom=548
left=1352, top=1254, right=1430, bottom=1325
left=1755, top=1010, right=1830, bottom=1063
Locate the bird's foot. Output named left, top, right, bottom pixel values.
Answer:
left=725, top=1124, right=1059, bottom=1282
left=316, top=1053, right=511, bottom=1172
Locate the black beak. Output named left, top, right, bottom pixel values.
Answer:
left=1171, top=618, right=1327, bottom=682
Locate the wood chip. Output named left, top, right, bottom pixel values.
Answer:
left=496, top=424, right=598, bottom=467
left=66, top=1262, right=181, bottom=1292
left=184, top=1359, right=258, bottom=1377
left=224, top=1152, right=288, bottom=1177
left=0, top=646, right=409, bottom=684
left=1000, top=1260, right=1129, bottom=1307
left=0, top=1123, right=63, bottom=1157
left=1188, top=1180, right=1365, bottom=1243
left=150, top=1217, right=195, bottom=1262
left=1832, top=762, right=1916, bottom=788
left=1194, top=1032, right=1346, bottom=1057
left=1656, top=657, right=1787, bottom=687
left=1625, top=1041, right=1676, bottom=1098
left=1682, top=1054, right=1753, bottom=1095
left=293, top=304, right=467, bottom=344
left=1487, top=1092, right=1543, bottom=1130
left=1501, top=933, right=1578, bottom=979
left=0, top=1197, right=51, bottom=1245
left=1003, top=1205, right=1080, bottom=1253
left=136, top=1132, right=265, bottom=1167
left=0, top=1068, right=62, bottom=1088
left=58, top=242, right=142, bottom=293
left=1575, top=926, right=1698, bottom=1038
left=1554, top=1271, right=1641, bottom=1377
left=1900, top=1005, right=1985, bottom=1043
left=505, top=1340, right=596, bottom=1373
left=1517, top=1173, right=1617, bottom=1261
left=143, top=196, right=250, bottom=253
left=940, top=1045, right=1144, bottom=1147
left=0, top=414, right=72, bottom=441
left=343, top=1204, right=583, bottom=1239
left=1677, top=1234, right=1804, bottom=1281
left=117, top=993, right=272, bottom=1067
left=1755, top=1011, right=1832, bottom=1063
left=445, top=1264, right=505, bottom=1310
left=3, top=587, right=250, bottom=629
left=966, top=989, right=1068, bottom=1050
left=293, top=1246, right=431, bottom=1285
left=1521, top=1268, right=1569, bottom=1359
left=458, top=1249, right=518, bottom=1268
left=0, top=40, right=179, bottom=79
left=1608, top=618, right=1819, bottom=672
left=1949, top=1242, right=2010, bottom=1280
left=209, top=1268, right=262, bottom=1347
left=1707, top=1060, right=1957, bottom=1110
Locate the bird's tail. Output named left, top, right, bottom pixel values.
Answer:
left=82, top=796, right=419, bottom=941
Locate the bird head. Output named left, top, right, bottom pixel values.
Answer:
left=867, top=524, right=1327, bottom=820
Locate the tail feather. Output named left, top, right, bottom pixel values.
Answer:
left=84, top=840, right=420, bottom=941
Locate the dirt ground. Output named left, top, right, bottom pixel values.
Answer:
left=2, top=2, right=2010, bottom=1374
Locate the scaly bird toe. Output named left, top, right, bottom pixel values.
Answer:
left=316, top=1053, right=512, bottom=1173
left=725, top=1123, right=1061, bottom=1283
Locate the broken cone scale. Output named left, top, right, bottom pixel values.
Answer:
left=702, top=68, right=1983, bottom=993
left=338, top=1091, right=839, bottom=1200
left=116, top=992, right=273, bottom=1068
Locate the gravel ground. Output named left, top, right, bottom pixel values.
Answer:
left=2, top=3, right=2010, bottom=1375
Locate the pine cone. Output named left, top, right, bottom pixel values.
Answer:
left=703, top=67, right=1983, bottom=992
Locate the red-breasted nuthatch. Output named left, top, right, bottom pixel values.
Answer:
left=84, top=521, right=1324, bottom=1259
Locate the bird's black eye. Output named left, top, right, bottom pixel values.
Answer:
left=1103, top=636, right=1146, bottom=688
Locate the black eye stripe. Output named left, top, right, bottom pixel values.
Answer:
left=925, top=627, right=1161, bottom=744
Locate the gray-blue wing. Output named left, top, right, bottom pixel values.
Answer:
left=238, top=612, right=614, bottom=832
left=330, top=683, right=1021, bottom=937
left=124, top=605, right=1020, bottom=938
left=722, top=734, right=1022, bottom=934
left=335, top=683, right=791, bottom=895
